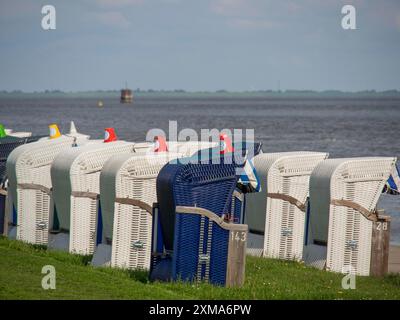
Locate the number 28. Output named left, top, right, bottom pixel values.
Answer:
left=376, top=222, right=388, bottom=231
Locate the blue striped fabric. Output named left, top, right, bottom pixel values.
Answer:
left=238, top=157, right=261, bottom=192
left=383, top=164, right=400, bottom=195
left=234, top=141, right=262, bottom=193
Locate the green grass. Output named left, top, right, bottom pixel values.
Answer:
left=0, top=237, right=399, bottom=300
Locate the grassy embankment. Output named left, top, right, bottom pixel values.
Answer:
left=0, top=237, right=399, bottom=300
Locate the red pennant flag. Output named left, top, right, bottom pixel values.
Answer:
left=104, top=128, right=118, bottom=143
left=154, top=136, right=168, bottom=152
left=219, top=133, right=234, bottom=154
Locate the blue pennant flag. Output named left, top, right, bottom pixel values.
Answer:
left=383, top=164, right=400, bottom=195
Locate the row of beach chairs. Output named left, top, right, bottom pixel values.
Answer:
left=0, top=123, right=399, bottom=287
left=246, top=154, right=398, bottom=277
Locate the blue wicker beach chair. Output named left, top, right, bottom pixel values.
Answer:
left=150, top=141, right=262, bottom=287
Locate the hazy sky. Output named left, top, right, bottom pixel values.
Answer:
left=0, top=0, right=400, bottom=91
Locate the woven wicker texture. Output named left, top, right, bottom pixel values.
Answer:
left=307, top=157, right=396, bottom=275
left=154, top=153, right=245, bottom=285
left=245, top=152, right=328, bottom=261
left=95, top=140, right=216, bottom=235
left=6, top=136, right=84, bottom=245
left=51, top=141, right=145, bottom=255
left=100, top=152, right=182, bottom=270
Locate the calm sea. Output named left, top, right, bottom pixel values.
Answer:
left=1, top=96, right=399, bottom=244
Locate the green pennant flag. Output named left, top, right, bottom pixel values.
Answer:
left=0, top=124, right=7, bottom=138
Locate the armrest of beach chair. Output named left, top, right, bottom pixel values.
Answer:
left=267, top=192, right=307, bottom=212
left=71, top=191, right=99, bottom=200
left=18, top=183, right=52, bottom=195
left=329, top=199, right=379, bottom=222
left=175, top=205, right=248, bottom=232
left=115, top=197, right=154, bottom=214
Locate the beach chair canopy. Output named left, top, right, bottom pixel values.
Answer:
left=5, top=129, right=33, bottom=138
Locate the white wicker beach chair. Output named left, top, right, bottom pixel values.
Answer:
left=6, top=134, right=90, bottom=245
left=51, top=141, right=151, bottom=255
left=304, top=157, right=397, bottom=276
left=94, top=141, right=217, bottom=268
left=99, top=152, right=184, bottom=269
left=245, top=152, right=329, bottom=261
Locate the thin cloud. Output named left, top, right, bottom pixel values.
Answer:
left=94, top=0, right=144, bottom=8
left=211, top=0, right=259, bottom=17
left=92, top=11, right=132, bottom=28
left=211, top=0, right=282, bottom=30
left=159, top=0, right=181, bottom=3
left=228, top=18, right=280, bottom=30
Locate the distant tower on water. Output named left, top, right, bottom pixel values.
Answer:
left=120, top=81, right=133, bottom=103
